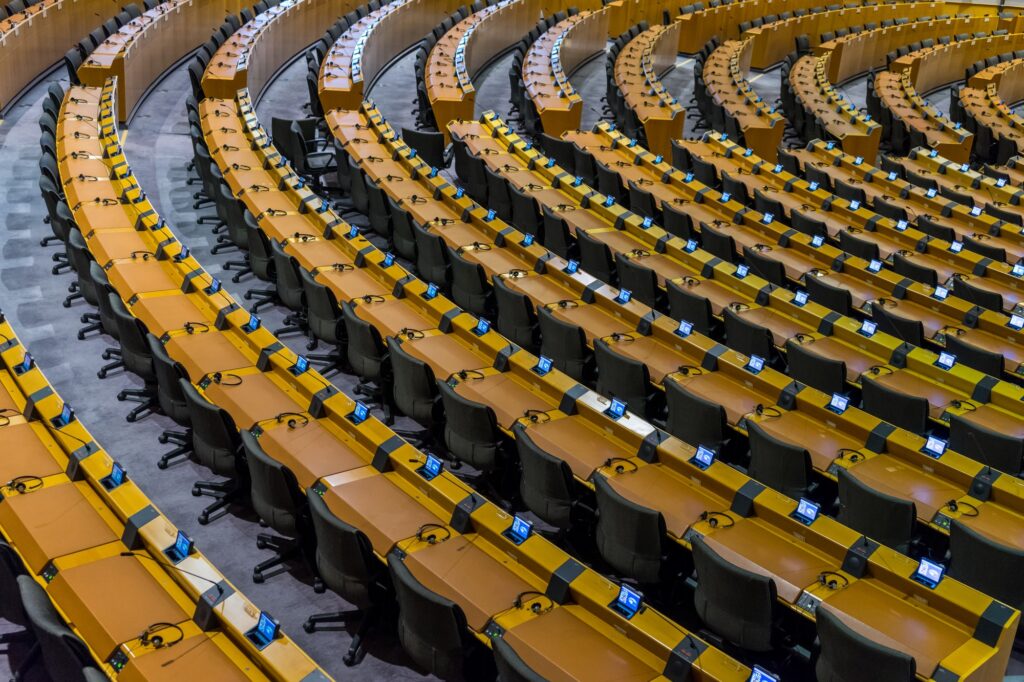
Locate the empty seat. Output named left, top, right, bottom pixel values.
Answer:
left=949, top=414, right=1023, bottom=476
left=665, top=375, right=729, bottom=452
left=861, top=372, right=928, bottom=435
left=837, top=468, right=915, bottom=553
left=593, top=475, right=665, bottom=584
left=785, top=339, right=846, bottom=395
left=948, top=520, right=1024, bottom=610
left=815, top=605, right=915, bottom=682
left=747, top=420, right=813, bottom=499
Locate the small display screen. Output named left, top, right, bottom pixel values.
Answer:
left=750, top=666, right=780, bottom=682
left=606, top=398, right=627, bottom=419
left=746, top=355, right=765, bottom=374
left=257, top=612, right=279, bottom=643
left=793, top=290, right=808, bottom=306
left=859, top=319, right=877, bottom=337
left=422, top=453, right=443, bottom=480
left=18, top=353, right=32, bottom=374
left=424, top=283, right=438, bottom=300
left=615, top=584, right=642, bottom=618
left=675, top=320, right=693, bottom=338
left=351, top=402, right=369, bottom=423
left=521, top=233, right=534, bottom=246
left=174, top=531, right=193, bottom=561
left=735, top=264, right=749, bottom=279
left=684, top=239, right=698, bottom=253
left=867, top=259, right=882, bottom=273
left=508, top=515, right=532, bottom=544
left=1008, top=314, right=1024, bottom=330
left=1013, top=263, right=1024, bottom=278
left=59, top=404, right=73, bottom=426
left=793, top=498, right=820, bottom=525
left=207, top=278, right=221, bottom=294
left=473, top=318, right=490, bottom=336
left=292, top=356, right=309, bottom=374
left=933, top=286, right=949, bottom=300
left=564, top=259, right=579, bottom=274
left=936, top=352, right=956, bottom=370
left=692, top=445, right=715, bottom=469
left=849, top=200, right=860, bottom=211
left=109, top=462, right=126, bottom=487
left=615, top=289, right=632, bottom=304
left=383, top=252, right=395, bottom=267
left=244, top=314, right=260, bottom=333
left=923, top=436, right=947, bottom=458
left=913, top=557, right=945, bottom=588
left=761, top=212, right=774, bottom=225
left=949, top=241, right=963, bottom=253
left=533, top=356, right=552, bottom=376
left=926, top=188, right=937, bottom=198
left=811, top=234, right=824, bottom=247
left=829, top=393, right=849, bottom=414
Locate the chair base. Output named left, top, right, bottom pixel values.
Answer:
left=117, top=388, right=157, bottom=422
left=192, top=478, right=240, bottom=525
left=253, top=533, right=300, bottom=583
left=244, top=287, right=277, bottom=313
left=302, top=608, right=372, bottom=667
left=157, top=429, right=193, bottom=469
left=10, top=640, right=40, bottom=682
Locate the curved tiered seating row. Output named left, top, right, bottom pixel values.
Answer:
left=319, top=0, right=464, bottom=112
left=522, top=7, right=608, bottom=137
left=0, top=0, right=126, bottom=112
left=875, top=33, right=1024, bottom=162
left=959, top=58, right=1024, bottom=164
left=743, top=0, right=943, bottom=69
left=609, top=21, right=684, bottom=157
left=901, top=146, right=1024, bottom=218
left=190, top=4, right=763, bottom=678
left=203, top=0, right=339, bottom=100
left=0, top=274, right=324, bottom=679
left=699, top=38, right=786, bottom=160
left=76, top=0, right=224, bottom=121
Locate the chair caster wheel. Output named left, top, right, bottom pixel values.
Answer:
left=191, top=487, right=201, bottom=497
left=198, top=514, right=209, bottom=525
left=303, top=621, right=315, bottom=634
left=63, top=300, right=71, bottom=308
left=158, top=434, right=169, bottom=444
left=102, top=351, right=112, bottom=360
left=117, top=391, right=127, bottom=401
left=244, top=291, right=253, bottom=300
left=126, top=413, right=137, bottom=423
left=313, top=579, right=325, bottom=594
left=343, top=654, right=356, bottom=667
left=256, top=537, right=267, bottom=550
left=253, top=572, right=264, bottom=584
left=97, top=370, right=106, bottom=379
left=157, top=461, right=169, bottom=470
left=77, top=332, right=86, bottom=340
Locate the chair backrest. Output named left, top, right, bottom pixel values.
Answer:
left=401, top=127, right=446, bottom=169
left=837, top=468, right=915, bottom=553
left=307, top=489, right=378, bottom=608
left=815, top=605, right=915, bottom=682
left=664, top=375, right=728, bottom=450
left=861, top=372, right=928, bottom=435
left=243, top=430, right=302, bottom=537
left=892, top=253, right=937, bottom=287
left=869, top=301, right=924, bottom=347
left=747, top=420, right=812, bottom=498
left=299, top=268, right=344, bottom=346
left=493, top=275, right=537, bottom=352
left=949, top=413, right=1023, bottom=476
left=666, top=279, right=714, bottom=333
left=412, top=222, right=451, bottom=287
left=388, top=550, right=468, bottom=678
left=18, top=575, right=98, bottom=681
left=614, top=253, right=660, bottom=309
left=513, top=423, right=575, bottom=529
left=576, top=229, right=616, bottom=284
left=146, top=334, right=190, bottom=425
left=342, top=302, right=385, bottom=381
left=742, top=246, right=786, bottom=287
left=723, top=306, right=773, bottom=360
left=593, top=475, right=665, bottom=583
left=438, top=379, right=501, bottom=472
left=700, top=223, right=736, bottom=262
left=949, top=519, right=1024, bottom=610
left=951, top=276, right=1003, bottom=313
left=448, top=248, right=491, bottom=317
left=179, top=378, right=240, bottom=476
left=692, top=536, right=776, bottom=652
left=109, top=293, right=154, bottom=381
left=594, top=338, right=653, bottom=419
left=0, top=541, right=26, bottom=627
left=785, top=339, right=846, bottom=395
left=537, top=305, right=592, bottom=382
left=388, top=339, right=439, bottom=426
left=838, top=229, right=879, bottom=261
left=269, top=240, right=305, bottom=312
left=494, top=636, right=545, bottom=682
left=944, top=334, right=1003, bottom=380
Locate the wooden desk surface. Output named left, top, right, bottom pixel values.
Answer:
left=0, top=421, right=65, bottom=483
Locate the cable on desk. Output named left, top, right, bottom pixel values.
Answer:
left=522, top=409, right=550, bottom=424
left=137, top=622, right=185, bottom=650
left=512, top=591, right=554, bottom=614
left=949, top=399, right=977, bottom=411
left=946, top=499, right=980, bottom=517
left=447, top=369, right=486, bottom=384
left=209, top=372, right=244, bottom=386
left=743, top=404, right=782, bottom=421
left=603, top=457, right=639, bottom=474
left=254, top=412, right=310, bottom=431
left=817, top=571, right=850, bottom=590
left=676, top=364, right=704, bottom=377
left=415, top=523, right=452, bottom=545
left=130, top=250, right=154, bottom=261
left=291, top=232, right=317, bottom=242
left=698, top=510, right=735, bottom=529
left=549, top=299, right=579, bottom=310
left=790, top=333, right=815, bottom=344
left=601, top=332, right=634, bottom=344
left=866, top=364, right=895, bottom=376
left=836, top=448, right=863, bottom=464
left=355, top=294, right=387, bottom=304
left=396, top=327, right=426, bottom=340
left=2, top=476, right=43, bottom=494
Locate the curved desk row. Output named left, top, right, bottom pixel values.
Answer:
left=0, top=0, right=123, bottom=112
left=193, top=92, right=754, bottom=681
left=523, top=7, right=607, bottom=137
left=77, top=0, right=226, bottom=122
left=743, top=0, right=943, bottom=69
left=961, top=58, right=1024, bottom=162
left=0, top=317, right=301, bottom=681
left=613, top=22, right=684, bottom=157
left=702, top=38, right=786, bottom=160
left=319, top=0, right=465, bottom=112
left=203, top=0, right=340, bottom=100
left=901, top=145, right=1024, bottom=221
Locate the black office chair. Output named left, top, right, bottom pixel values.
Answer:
left=785, top=339, right=846, bottom=395
left=242, top=210, right=277, bottom=311
left=0, top=541, right=32, bottom=652
left=513, top=423, right=577, bottom=530
left=242, top=430, right=313, bottom=584
left=595, top=338, right=662, bottom=422
left=64, top=229, right=104, bottom=338
left=869, top=301, right=924, bottom=347
left=449, top=248, right=494, bottom=317
left=438, top=379, right=503, bottom=474
left=494, top=636, right=544, bottom=682
left=537, top=305, right=593, bottom=383
left=747, top=420, right=813, bottom=499
left=743, top=245, right=786, bottom=287
left=724, top=306, right=775, bottom=362
left=269, top=240, right=307, bottom=337
left=299, top=268, right=347, bottom=371
left=17, top=575, right=101, bottom=681
left=146, top=334, right=194, bottom=469
left=413, top=222, right=451, bottom=289
left=615, top=253, right=662, bottom=310
left=692, top=535, right=777, bottom=652
left=944, top=334, right=1003, bottom=380
left=664, top=375, right=729, bottom=453
left=892, top=253, right=937, bottom=287
left=303, top=490, right=390, bottom=666
left=948, top=520, right=1024, bottom=611
left=836, top=468, right=915, bottom=554
left=949, top=414, right=1023, bottom=476
left=951, top=276, right=1003, bottom=313
left=388, top=338, right=441, bottom=443
left=815, top=605, right=915, bottom=682
left=282, top=119, right=337, bottom=190
left=667, top=279, right=715, bottom=334
left=106, top=294, right=158, bottom=422
left=838, top=229, right=880, bottom=261
left=343, top=302, right=392, bottom=422
left=64, top=49, right=83, bottom=85
left=180, top=379, right=245, bottom=524
left=861, top=373, right=929, bottom=435
left=493, top=276, right=538, bottom=352
left=401, top=127, right=451, bottom=169
left=577, top=229, right=617, bottom=285
left=593, top=475, right=665, bottom=584
left=484, top=165, right=513, bottom=223
left=388, top=549, right=474, bottom=679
